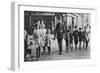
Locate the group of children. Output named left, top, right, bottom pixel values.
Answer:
left=24, top=21, right=51, bottom=61
left=65, top=24, right=90, bottom=53
left=24, top=21, right=90, bottom=61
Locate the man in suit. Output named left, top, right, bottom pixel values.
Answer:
left=54, top=16, right=65, bottom=55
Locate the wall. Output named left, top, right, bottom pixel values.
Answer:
left=0, top=0, right=100, bottom=73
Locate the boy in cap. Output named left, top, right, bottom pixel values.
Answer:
left=78, top=27, right=83, bottom=50
left=73, top=26, right=78, bottom=50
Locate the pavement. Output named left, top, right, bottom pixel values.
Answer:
left=30, top=38, right=90, bottom=61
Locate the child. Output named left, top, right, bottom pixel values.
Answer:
left=73, top=26, right=78, bottom=50
left=69, top=26, right=73, bottom=51
left=33, top=24, right=41, bottom=61
left=65, top=27, right=69, bottom=53
left=24, top=30, right=28, bottom=61
left=26, top=40, right=33, bottom=61
left=45, top=29, right=51, bottom=55
left=78, top=28, right=83, bottom=50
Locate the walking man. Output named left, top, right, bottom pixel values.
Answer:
left=54, top=16, right=65, bottom=55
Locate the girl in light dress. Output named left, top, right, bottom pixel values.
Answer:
left=45, top=28, right=51, bottom=55
left=33, top=23, right=41, bottom=60
left=40, top=21, right=47, bottom=55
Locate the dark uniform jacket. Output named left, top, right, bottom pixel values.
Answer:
left=55, top=22, right=65, bottom=40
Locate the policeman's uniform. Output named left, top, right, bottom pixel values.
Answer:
left=55, top=22, right=65, bottom=55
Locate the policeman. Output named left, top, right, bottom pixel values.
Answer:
left=73, top=26, right=78, bottom=50
left=54, top=16, right=65, bottom=55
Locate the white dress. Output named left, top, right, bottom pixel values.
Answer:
left=33, top=29, right=41, bottom=47
left=45, top=33, right=51, bottom=47
left=40, top=29, right=47, bottom=47
left=86, top=26, right=90, bottom=41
